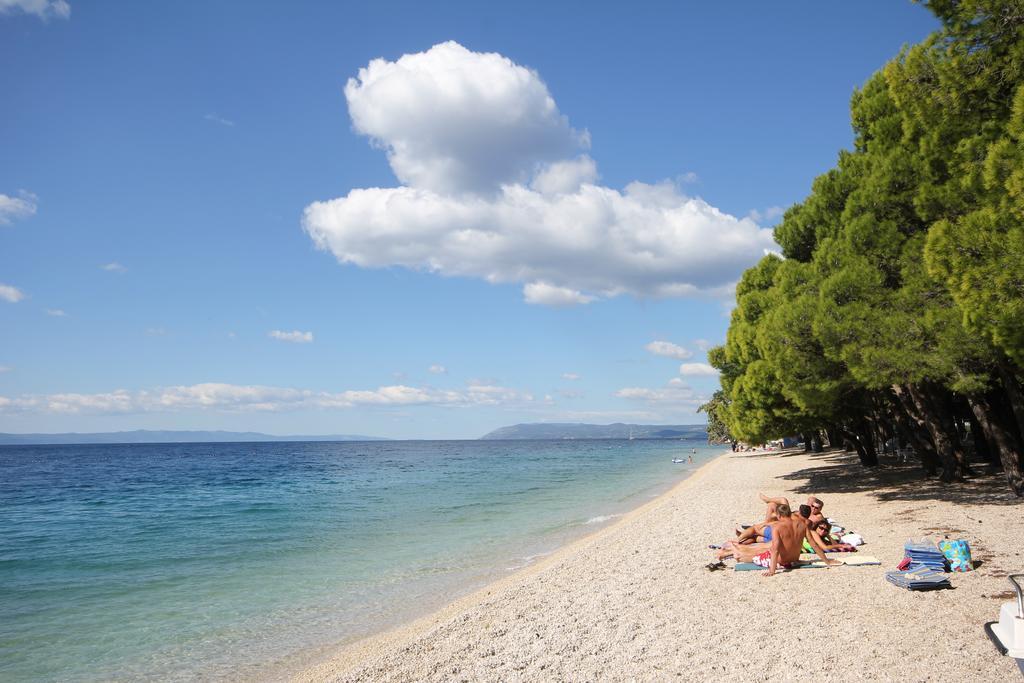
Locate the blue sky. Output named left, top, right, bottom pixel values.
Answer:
left=0, top=1, right=938, bottom=438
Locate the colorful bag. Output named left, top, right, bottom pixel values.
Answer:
left=938, top=539, right=973, bottom=572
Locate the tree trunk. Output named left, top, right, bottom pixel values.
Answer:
left=997, top=358, right=1024, bottom=438
left=825, top=426, right=844, bottom=450
left=891, top=384, right=939, bottom=476
left=870, top=413, right=888, bottom=454
left=841, top=425, right=878, bottom=467
left=906, top=383, right=962, bottom=483
left=801, top=432, right=813, bottom=452
left=944, top=394, right=975, bottom=477
left=812, top=431, right=824, bottom=453
left=969, top=394, right=1024, bottom=496
left=964, top=405, right=998, bottom=468
left=857, top=419, right=879, bottom=466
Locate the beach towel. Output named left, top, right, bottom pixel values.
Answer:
left=802, top=539, right=857, bottom=553
left=734, top=562, right=828, bottom=572
left=885, top=567, right=951, bottom=590
left=904, top=539, right=947, bottom=571
left=733, top=555, right=880, bottom=571
left=799, top=554, right=880, bottom=566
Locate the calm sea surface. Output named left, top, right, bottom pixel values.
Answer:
left=0, top=439, right=719, bottom=681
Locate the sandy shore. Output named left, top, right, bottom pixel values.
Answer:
left=293, top=448, right=1023, bottom=682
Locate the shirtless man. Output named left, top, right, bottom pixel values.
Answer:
left=732, top=494, right=807, bottom=547
left=807, top=496, right=825, bottom=526
left=729, top=503, right=840, bottom=575
left=717, top=504, right=801, bottom=560
left=765, top=493, right=826, bottom=522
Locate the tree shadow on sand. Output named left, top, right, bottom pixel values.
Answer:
left=770, top=449, right=1023, bottom=507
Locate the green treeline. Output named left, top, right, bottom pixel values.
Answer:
left=707, top=1, right=1024, bottom=495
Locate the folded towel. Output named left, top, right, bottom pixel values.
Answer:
left=840, top=533, right=863, bottom=546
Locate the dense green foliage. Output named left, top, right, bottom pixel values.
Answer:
left=697, top=389, right=734, bottom=444
left=709, top=0, right=1024, bottom=494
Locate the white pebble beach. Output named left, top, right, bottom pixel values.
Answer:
left=293, top=448, right=1023, bottom=682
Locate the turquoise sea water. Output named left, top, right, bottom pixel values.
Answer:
left=0, top=439, right=719, bottom=681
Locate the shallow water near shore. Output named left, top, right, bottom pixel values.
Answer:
left=0, top=438, right=717, bottom=681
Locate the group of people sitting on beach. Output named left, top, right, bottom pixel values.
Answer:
left=709, top=493, right=858, bottom=576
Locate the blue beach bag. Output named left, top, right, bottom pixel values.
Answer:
left=938, top=539, right=972, bottom=572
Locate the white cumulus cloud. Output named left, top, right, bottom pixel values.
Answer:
left=0, top=190, right=37, bottom=224
left=303, top=41, right=777, bottom=307
left=344, top=40, right=586, bottom=195
left=679, top=362, right=719, bottom=376
left=428, top=364, right=447, bottom=374
left=531, top=156, right=598, bottom=195
left=0, top=283, right=25, bottom=303
left=269, top=330, right=313, bottom=344
left=0, top=0, right=69, bottom=20
left=645, top=340, right=692, bottom=360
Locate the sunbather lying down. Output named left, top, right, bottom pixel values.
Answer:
left=805, top=520, right=858, bottom=553
left=713, top=503, right=840, bottom=575
left=732, top=501, right=816, bottom=548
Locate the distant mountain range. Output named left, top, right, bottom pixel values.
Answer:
left=0, top=424, right=710, bottom=445
left=479, top=422, right=708, bottom=440
left=0, top=430, right=385, bottom=445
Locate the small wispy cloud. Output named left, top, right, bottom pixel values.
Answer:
left=693, top=338, right=713, bottom=351
left=523, top=282, right=595, bottom=307
left=679, top=362, right=718, bottom=377
left=748, top=206, right=785, bottom=224
left=269, top=329, right=313, bottom=344
left=145, top=327, right=167, bottom=336
left=549, top=409, right=662, bottom=422
left=0, top=380, right=534, bottom=414
left=616, top=377, right=704, bottom=409
left=428, top=364, right=447, bottom=374
left=100, top=262, right=127, bottom=273
left=0, top=365, right=11, bottom=373
left=645, top=340, right=692, bottom=360
left=0, top=0, right=70, bottom=21
left=204, top=113, right=235, bottom=127
left=677, top=171, right=699, bottom=184
left=0, top=283, right=25, bottom=303
left=45, top=308, right=66, bottom=317
left=0, top=190, right=37, bottom=225
left=561, top=372, right=580, bottom=381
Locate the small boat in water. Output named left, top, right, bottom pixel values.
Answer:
left=671, top=458, right=685, bottom=463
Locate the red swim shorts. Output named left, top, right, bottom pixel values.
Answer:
left=753, top=550, right=794, bottom=569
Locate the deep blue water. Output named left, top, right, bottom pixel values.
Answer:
left=0, top=439, right=718, bottom=681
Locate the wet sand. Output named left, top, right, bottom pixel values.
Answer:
left=293, top=448, right=1023, bottom=681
